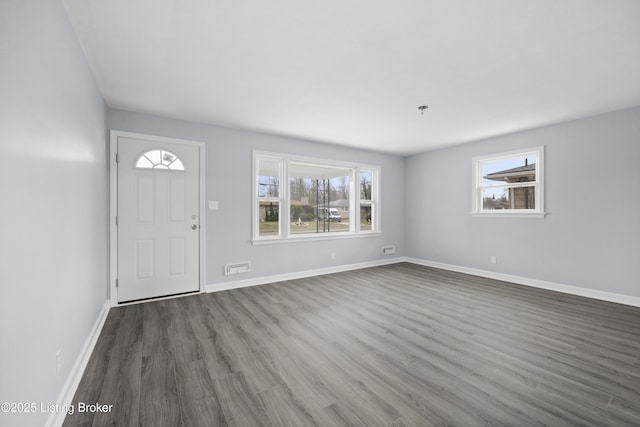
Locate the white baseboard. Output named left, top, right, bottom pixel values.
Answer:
left=207, top=256, right=640, bottom=308
left=206, top=257, right=404, bottom=293
left=46, top=300, right=111, bottom=427
left=405, top=257, right=640, bottom=308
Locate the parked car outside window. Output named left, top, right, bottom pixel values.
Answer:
left=317, top=207, right=342, bottom=222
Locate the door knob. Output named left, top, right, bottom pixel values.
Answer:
left=191, top=224, right=198, bottom=230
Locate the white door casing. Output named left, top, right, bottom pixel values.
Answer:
left=110, top=131, right=204, bottom=304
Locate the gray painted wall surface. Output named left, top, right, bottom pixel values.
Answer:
left=2, top=2, right=639, bottom=421
left=107, top=109, right=406, bottom=286
left=405, top=107, right=640, bottom=297
left=0, top=1, right=107, bottom=426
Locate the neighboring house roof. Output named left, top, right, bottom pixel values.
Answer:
left=484, top=163, right=535, bottom=182
left=259, top=199, right=350, bottom=208
left=330, top=199, right=350, bottom=208
left=260, top=200, right=310, bottom=206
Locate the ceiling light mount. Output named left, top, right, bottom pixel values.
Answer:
left=418, top=105, right=429, bottom=115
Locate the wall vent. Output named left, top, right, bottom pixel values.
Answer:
left=225, top=262, right=251, bottom=276
left=382, top=245, right=396, bottom=255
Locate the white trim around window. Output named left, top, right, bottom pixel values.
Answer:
left=252, top=151, right=381, bottom=243
left=471, top=146, right=546, bottom=218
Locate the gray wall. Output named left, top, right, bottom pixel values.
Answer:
left=2, top=2, right=638, bottom=423
left=107, top=109, right=406, bottom=286
left=405, top=107, right=640, bottom=297
left=0, top=1, right=107, bottom=426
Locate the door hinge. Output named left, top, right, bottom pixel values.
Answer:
left=115, top=278, right=118, bottom=288
left=115, top=215, right=118, bottom=225
left=115, top=153, right=119, bottom=163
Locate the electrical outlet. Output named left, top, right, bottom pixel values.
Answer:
left=331, top=252, right=335, bottom=260
left=55, top=350, right=62, bottom=375
left=491, top=256, right=497, bottom=264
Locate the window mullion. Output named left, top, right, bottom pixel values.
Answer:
left=353, top=167, right=360, bottom=233
left=480, top=182, right=537, bottom=191
left=281, top=159, right=290, bottom=238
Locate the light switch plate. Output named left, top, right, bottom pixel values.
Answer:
left=208, top=201, right=219, bottom=210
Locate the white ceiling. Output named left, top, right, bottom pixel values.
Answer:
left=62, top=0, right=640, bottom=156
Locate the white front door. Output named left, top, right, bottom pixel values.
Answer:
left=116, top=136, right=201, bottom=303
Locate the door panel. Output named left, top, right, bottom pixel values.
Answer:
left=117, top=137, right=200, bottom=303
left=169, top=176, right=186, bottom=222
left=169, top=238, right=186, bottom=276
left=135, top=240, right=154, bottom=280
left=136, top=175, right=155, bottom=223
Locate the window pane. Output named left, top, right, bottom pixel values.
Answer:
left=259, top=201, right=280, bottom=236
left=482, top=156, right=536, bottom=186
left=289, top=169, right=350, bottom=234
left=257, top=158, right=280, bottom=198
left=136, top=156, right=154, bottom=169
left=170, top=158, right=185, bottom=170
left=360, top=170, right=372, bottom=200
left=145, top=149, right=161, bottom=165
left=289, top=193, right=318, bottom=234
left=481, top=186, right=535, bottom=210
left=135, top=150, right=185, bottom=170
left=359, top=203, right=372, bottom=231
left=161, top=151, right=175, bottom=166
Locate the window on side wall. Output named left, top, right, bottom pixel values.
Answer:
left=472, top=146, right=545, bottom=218
left=253, top=151, right=381, bottom=242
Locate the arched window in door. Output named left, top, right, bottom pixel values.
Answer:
left=135, top=149, right=185, bottom=171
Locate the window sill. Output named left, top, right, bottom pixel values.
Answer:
left=471, top=211, right=546, bottom=219
left=252, top=231, right=382, bottom=245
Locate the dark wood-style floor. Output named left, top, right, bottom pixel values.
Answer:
left=64, top=263, right=640, bottom=426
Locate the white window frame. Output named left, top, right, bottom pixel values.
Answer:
left=471, top=146, right=545, bottom=218
left=252, top=151, right=381, bottom=243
